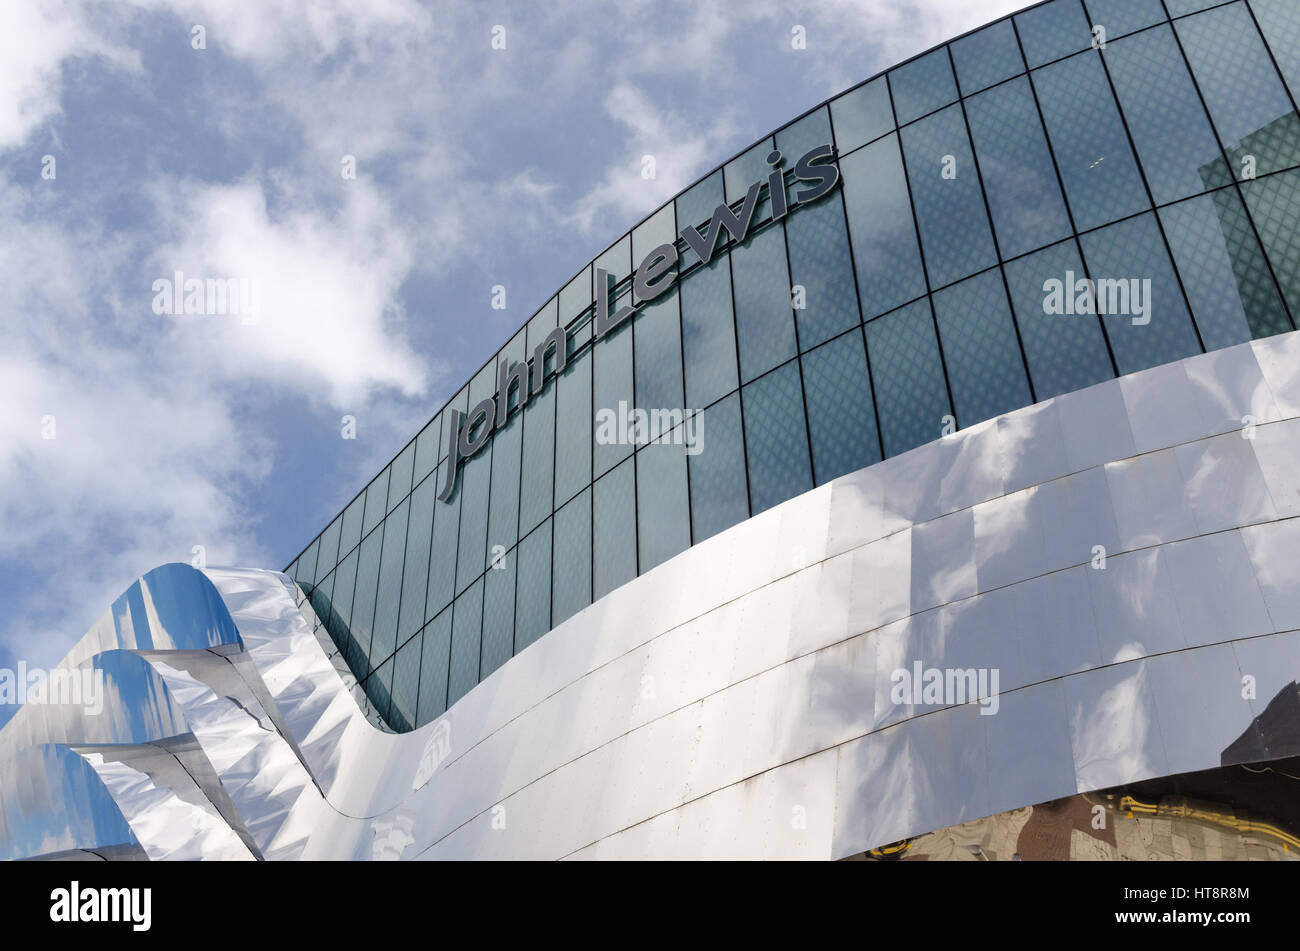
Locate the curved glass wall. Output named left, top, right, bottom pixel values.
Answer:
left=288, top=0, right=1300, bottom=731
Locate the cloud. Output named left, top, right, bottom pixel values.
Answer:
left=145, top=174, right=429, bottom=407
left=0, top=0, right=138, bottom=150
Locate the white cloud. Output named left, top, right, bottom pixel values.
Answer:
left=146, top=175, right=429, bottom=407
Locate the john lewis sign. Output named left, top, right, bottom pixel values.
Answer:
left=438, top=143, right=841, bottom=502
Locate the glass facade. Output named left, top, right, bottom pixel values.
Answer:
left=290, top=0, right=1300, bottom=731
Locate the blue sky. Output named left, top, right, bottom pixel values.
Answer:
left=0, top=0, right=1023, bottom=697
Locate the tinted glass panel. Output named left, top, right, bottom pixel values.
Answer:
left=1016, top=0, right=1092, bottom=68
left=361, top=468, right=389, bottom=537
left=447, top=579, right=483, bottom=707
left=890, top=47, right=958, bottom=125
left=349, top=526, right=384, bottom=679
left=415, top=612, right=451, bottom=726
left=398, top=474, right=437, bottom=643
left=680, top=254, right=739, bottom=409
left=425, top=460, right=461, bottom=619
left=964, top=76, right=1072, bottom=258
left=776, top=107, right=833, bottom=164
left=1176, top=3, right=1300, bottom=180
left=840, top=134, right=927, bottom=317
left=1005, top=239, right=1115, bottom=399
left=901, top=104, right=998, bottom=288
left=593, top=317, right=634, bottom=475
left=933, top=268, right=1034, bottom=426
left=830, top=77, right=894, bottom=152
left=801, top=330, right=881, bottom=484
left=389, top=633, right=421, bottom=733
left=786, top=191, right=862, bottom=351
left=339, top=494, right=364, bottom=560
left=454, top=445, right=491, bottom=593
left=1105, top=25, right=1231, bottom=205
left=388, top=443, right=414, bottom=512
left=554, top=348, right=592, bottom=505
left=485, top=413, right=522, bottom=556
left=731, top=223, right=797, bottom=381
left=742, top=361, right=813, bottom=514
left=552, top=489, right=592, bottom=624
left=951, top=20, right=1024, bottom=96
left=1242, top=167, right=1300, bottom=320
left=518, top=379, right=556, bottom=535
left=1032, top=51, right=1150, bottom=230
left=1160, top=189, right=1292, bottom=347
left=865, top=299, right=952, bottom=457
left=634, top=293, right=685, bottom=441
left=1078, top=212, right=1203, bottom=374
left=593, top=458, right=638, bottom=600
left=480, top=553, right=515, bottom=679
left=688, top=392, right=748, bottom=542
left=1252, top=0, right=1300, bottom=104
left=1085, top=0, right=1166, bottom=37
left=636, top=439, right=691, bottom=572
left=514, top=520, right=552, bottom=652
left=369, top=497, right=408, bottom=664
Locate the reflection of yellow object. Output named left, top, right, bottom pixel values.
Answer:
left=868, top=839, right=912, bottom=859
left=1117, top=795, right=1300, bottom=852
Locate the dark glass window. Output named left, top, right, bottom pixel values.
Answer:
left=1004, top=239, right=1114, bottom=399
left=1031, top=50, right=1150, bottom=231
left=425, top=460, right=461, bottom=620
left=480, top=553, right=515, bottom=680
left=742, top=361, right=813, bottom=514
left=901, top=103, right=998, bottom=288
left=397, top=474, right=437, bottom=643
left=933, top=268, right=1033, bottom=426
left=801, top=330, right=881, bottom=484
left=680, top=254, right=739, bottom=409
left=554, top=348, right=592, bottom=506
left=369, top=498, right=408, bottom=664
left=413, top=414, right=441, bottom=488
left=775, top=107, right=833, bottom=165
left=514, top=520, right=552, bottom=652
left=415, top=612, right=451, bottom=726
left=785, top=191, right=862, bottom=351
left=1160, top=189, right=1292, bottom=348
left=593, top=458, right=638, bottom=600
left=364, top=660, right=394, bottom=727
left=485, top=413, right=522, bottom=558
left=1252, top=0, right=1300, bottom=104
left=889, top=47, right=958, bottom=125
left=725, top=137, right=775, bottom=205
left=866, top=299, right=952, bottom=457
left=361, top=467, right=389, bottom=537
left=688, top=393, right=748, bottom=542
left=454, top=446, right=491, bottom=593
left=558, top=266, right=592, bottom=328
left=552, top=488, right=592, bottom=624
left=294, top=540, right=316, bottom=587
left=1105, top=25, right=1231, bottom=205
left=1242, top=168, right=1300, bottom=320
left=447, top=578, right=483, bottom=707
left=338, top=493, right=364, bottom=561
left=634, top=293, right=685, bottom=441
left=517, top=379, right=556, bottom=535
left=1016, top=0, right=1093, bottom=68
left=389, top=633, right=421, bottom=732
left=349, top=526, right=384, bottom=679
left=1086, top=0, right=1166, bottom=38
left=964, top=75, right=1073, bottom=259
left=1176, top=3, right=1300, bottom=180
left=951, top=20, right=1024, bottom=96
left=830, top=77, right=893, bottom=152
left=1079, top=212, right=1203, bottom=375
left=636, top=439, right=691, bottom=572
left=315, top=515, right=341, bottom=581
left=387, top=443, right=414, bottom=512
left=731, top=223, right=797, bottom=381
left=327, top=550, right=359, bottom=666
left=593, top=316, right=634, bottom=476
left=840, top=134, right=927, bottom=317
left=1165, top=0, right=1235, bottom=15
